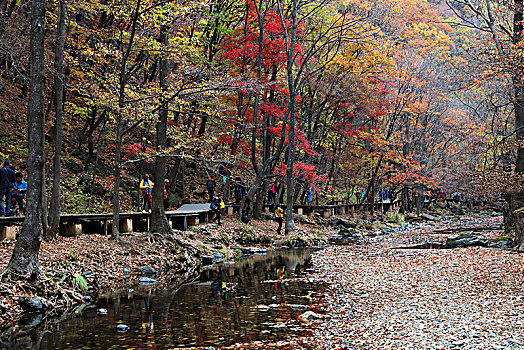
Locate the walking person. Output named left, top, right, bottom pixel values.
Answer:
left=305, top=187, right=312, bottom=205
left=0, top=160, right=16, bottom=216
left=206, top=177, right=216, bottom=202
left=274, top=205, right=284, bottom=234
left=210, top=196, right=224, bottom=225
left=11, top=172, right=27, bottom=215
left=163, top=179, right=170, bottom=210
left=268, top=182, right=276, bottom=205
left=139, top=174, right=154, bottom=212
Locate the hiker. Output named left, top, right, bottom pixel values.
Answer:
left=274, top=205, right=284, bottom=234
left=218, top=161, right=228, bottom=177
left=210, top=196, right=224, bottom=225
left=139, top=174, right=154, bottom=212
left=163, top=179, right=169, bottom=201
left=0, top=160, right=16, bottom=216
left=163, top=179, right=170, bottom=209
left=218, top=162, right=228, bottom=191
left=11, top=172, right=27, bottom=215
left=305, top=187, right=312, bottom=205
left=233, top=177, right=246, bottom=204
left=206, top=177, right=216, bottom=202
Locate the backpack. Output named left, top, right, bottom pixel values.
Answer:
left=220, top=200, right=225, bottom=209
left=206, top=180, right=215, bottom=190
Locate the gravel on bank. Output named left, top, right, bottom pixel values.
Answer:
left=310, top=216, right=524, bottom=349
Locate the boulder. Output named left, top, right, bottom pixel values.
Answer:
left=237, top=247, right=267, bottom=255
left=201, top=255, right=214, bottom=265
left=18, top=313, right=44, bottom=327
left=338, top=227, right=358, bottom=236
left=420, top=213, right=437, bottom=221
left=138, top=277, right=158, bottom=285
left=213, top=252, right=224, bottom=263
left=445, top=232, right=489, bottom=248
left=327, top=217, right=357, bottom=229
left=450, top=205, right=464, bottom=215
left=18, top=296, right=46, bottom=312
left=490, top=240, right=512, bottom=249
left=299, top=311, right=323, bottom=320
left=116, top=324, right=130, bottom=333
left=489, top=237, right=513, bottom=249
left=289, top=304, right=309, bottom=311
left=136, top=266, right=156, bottom=275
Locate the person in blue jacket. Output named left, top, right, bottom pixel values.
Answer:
left=11, top=172, right=27, bottom=215
left=305, top=187, right=312, bottom=205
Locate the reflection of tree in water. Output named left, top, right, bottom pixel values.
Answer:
left=2, top=249, right=321, bottom=349
left=163, top=249, right=317, bottom=346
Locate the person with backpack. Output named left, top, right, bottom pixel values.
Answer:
left=206, top=177, right=216, bottom=202
left=0, top=160, right=16, bottom=216
left=11, top=172, right=27, bottom=215
left=305, top=187, right=312, bottom=205
left=139, top=174, right=154, bottom=212
left=210, top=196, right=224, bottom=225
left=274, top=205, right=284, bottom=234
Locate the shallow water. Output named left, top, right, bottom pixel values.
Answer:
left=4, top=248, right=323, bottom=349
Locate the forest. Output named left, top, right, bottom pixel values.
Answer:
left=0, top=0, right=523, bottom=348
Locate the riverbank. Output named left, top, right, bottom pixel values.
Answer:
left=0, top=214, right=328, bottom=331
left=309, top=214, right=524, bottom=349
left=1, top=210, right=520, bottom=349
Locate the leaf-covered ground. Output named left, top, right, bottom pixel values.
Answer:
left=310, top=215, right=524, bottom=349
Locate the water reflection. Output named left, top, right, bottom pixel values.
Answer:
left=2, top=248, right=322, bottom=349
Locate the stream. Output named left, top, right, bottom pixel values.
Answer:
left=2, top=248, right=324, bottom=349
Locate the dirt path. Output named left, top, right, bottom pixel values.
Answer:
left=310, top=216, right=524, bottom=349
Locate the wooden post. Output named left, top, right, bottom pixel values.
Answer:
left=62, top=223, right=82, bottom=237
left=297, top=208, right=303, bottom=215
left=227, top=206, right=234, bottom=215
left=0, top=226, right=16, bottom=240
left=187, top=216, right=199, bottom=226
left=119, top=219, right=133, bottom=233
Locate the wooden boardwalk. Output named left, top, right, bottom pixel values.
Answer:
left=0, top=203, right=214, bottom=239
left=0, top=201, right=401, bottom=240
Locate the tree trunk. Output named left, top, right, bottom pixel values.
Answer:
left=505, top=192, right=524, bottom=251
left=5, top=0, right=46, bottom=276
left=150, top=24, right=171, bottom=235
left=111, top=0, right=141, bottom=240
left=111, top=119, right=124, bottom=240
left=253, top=179, right=267, bottom=219
left=400, top=187, right=408, bottom=214
left=283, top=0, right=299, bottom=234
left=48, top=0, right=66, bottom=239
left=507, top=0, right=524, bottom=250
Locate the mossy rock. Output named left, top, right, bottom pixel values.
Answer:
left=445, top=231, right=489, bottom=248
